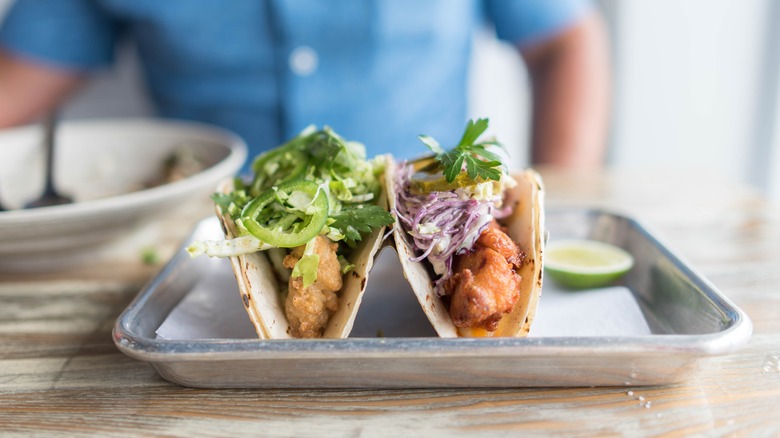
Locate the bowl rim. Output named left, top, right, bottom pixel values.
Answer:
left=0, top=118, right=248, bottom=225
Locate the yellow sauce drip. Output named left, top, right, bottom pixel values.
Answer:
left=457, top=327, right=496, bottom=338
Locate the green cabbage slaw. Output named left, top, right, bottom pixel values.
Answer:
left=186, top=126, right=393, bottom=287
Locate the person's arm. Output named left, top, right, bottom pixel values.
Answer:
left=0, top=51, right=85, bottom=127
left=521, top=11, right=610, bottom=169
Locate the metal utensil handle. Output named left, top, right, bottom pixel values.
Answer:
left=42, top=113, right=58, bottom=196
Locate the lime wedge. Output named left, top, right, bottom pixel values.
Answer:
left=544, top=239, right=634, bottom=289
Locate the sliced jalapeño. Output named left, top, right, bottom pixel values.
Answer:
left=239, top=179, right=328, bottom=248
left=250, top=148, right=309, bottom=196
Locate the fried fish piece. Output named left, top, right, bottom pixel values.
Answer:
left=476, top=224, right=523, bottom=268
left=283, top=235, right=343, bottom=338
left=444, top=223, right=523, bottom=331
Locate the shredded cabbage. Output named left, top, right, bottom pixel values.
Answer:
left=394, top=162, right=513, bottom=296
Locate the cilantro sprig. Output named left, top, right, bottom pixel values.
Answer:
left=418, top=118, right=507, bottom=183
left=329, top=204, right=394, bottom=247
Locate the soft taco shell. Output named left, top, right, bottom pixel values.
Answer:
left=214, top=178, right=388, bottom=339
left=387, top=165, right=545, bottom=338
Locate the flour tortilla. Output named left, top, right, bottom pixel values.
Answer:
left=387, top=165, right=545, bottom=338
left=214, top=177, right=388, bottom=339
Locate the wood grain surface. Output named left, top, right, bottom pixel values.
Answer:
left=1, top=166, right=779, bottom=437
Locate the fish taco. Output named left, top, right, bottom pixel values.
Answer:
left=188, top=126, right=393, bottom=338
left=388, top=119, right=545, bottom=337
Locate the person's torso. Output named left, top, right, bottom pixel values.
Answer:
left=98, top=0, right=481, bottom=162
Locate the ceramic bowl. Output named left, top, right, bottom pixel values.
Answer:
left=0, top=118, right=247, bottom=270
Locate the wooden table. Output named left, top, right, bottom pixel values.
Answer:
left=1, top=167, right=779, bottom=436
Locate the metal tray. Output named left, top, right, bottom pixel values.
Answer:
left=113, top=209, right=752, bottom=388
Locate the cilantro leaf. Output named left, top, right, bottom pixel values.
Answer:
left=440, top=151, right=465, bottom=183
left=457, top=118, right=489, bottom=148
left=211, top=192, right=247, bottom=210
left=329, top=205, right=395, bottom=247
left=419, top=118, right=507, bottom=183
left=418, top=135, right=444, bottom=154
left=469, top=144, right=506, bottom=165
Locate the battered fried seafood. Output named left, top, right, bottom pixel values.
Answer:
left=283, top=236, right=343, bottom=338
left=389, top=118, right=545, bottom=338
left=445, top=223, right=523, bottom=331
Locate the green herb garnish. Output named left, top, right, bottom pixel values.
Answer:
left=329, top=204, right=395, bottom=247
left=140, top=246, right=160, bottom=265
left=211, top=192, right=241, bottom=210
left=191, top=125, right=389, bottom=261
left=419, top=118, right=506, bottom=183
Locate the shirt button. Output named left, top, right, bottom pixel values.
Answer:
left=289, top=46, right=318, bottom=76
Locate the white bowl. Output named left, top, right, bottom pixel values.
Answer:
left=0, top=118, right=247, bottom=269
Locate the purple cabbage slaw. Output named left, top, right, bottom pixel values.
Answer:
left=393, top=162, right=512, bottom=296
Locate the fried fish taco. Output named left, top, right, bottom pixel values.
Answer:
left=188, top=126, right=394, bottom=339
left=388, top=119, right=545, bottom=338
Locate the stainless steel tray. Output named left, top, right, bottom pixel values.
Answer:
left=113, top=209, right=752, bottom=388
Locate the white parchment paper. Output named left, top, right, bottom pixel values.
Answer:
left=157, top=249, right=651, bottom=340
left=156, top=261, right=256, bottom=340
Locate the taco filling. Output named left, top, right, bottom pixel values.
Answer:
left=188, top=126, right=393, bottom=338
left=392, top=118, right=543, bottom=337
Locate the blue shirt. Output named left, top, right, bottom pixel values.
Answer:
left=0, top=0, right=591, bottom=168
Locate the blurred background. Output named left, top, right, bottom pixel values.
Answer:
left=2, top=0, right=779, bottom=200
